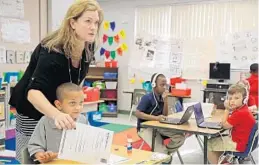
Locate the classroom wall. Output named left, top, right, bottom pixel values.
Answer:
left=97, top=0, right=255, bottom=112
left=0, top=0, right=48, bottom=73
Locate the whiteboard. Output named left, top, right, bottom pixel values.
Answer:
left=48, top=0, right=74, bottom=32
left=216, top=30, right=258, bottom=70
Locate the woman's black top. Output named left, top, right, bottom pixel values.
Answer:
left=9, top=44, right=90, bottom=120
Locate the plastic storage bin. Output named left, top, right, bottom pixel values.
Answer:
left=101, top=90, right=117, bottom=98
left=107, top=104, right=117, bottom=112
left=105, top=61, right=118, bottom=68
left=99, top=103, right=108, bottom=112
left=83, top=87, right=100, bottom=102
left=170, top=77, right=185, bottom=86
left=92, top=81, right=105, bottom=89
left=103, top=72, right=118, bottom=79
left=105, top=81, right=117, bottom=89
left=83, top=81, right=92, bottom=87
left=171, top=88, right=191, bottom=97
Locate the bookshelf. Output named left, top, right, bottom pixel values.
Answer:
left=85, top=67, right=118, bottom=117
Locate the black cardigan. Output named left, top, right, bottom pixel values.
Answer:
left=9, top=44, right=90, bottom=120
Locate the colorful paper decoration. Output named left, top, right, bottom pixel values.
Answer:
left=100, top=47, right=105, bottom=55
left=129, top=78, right=136, bottom=84
left=108, top=37, right=113, bottom=45
left=121, top=43, right=128, bottom=51
left=103, top=34, right=108, bottom=43
left=119, top=30, right=126, bottom=39
left=110, top=51, right=116, bottom=59
left=103, top=21, right=109, bottom=30
left=117, top=47, right=123, bottom=56
left=105, top=51, right=110, bottom=59
left=110, top=22, right=116, bottom=31
left=114, top=34, right=120, bottom=43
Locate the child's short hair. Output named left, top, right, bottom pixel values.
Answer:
left=56, top=83, right=82, bottom=101
left=227, top=84, right=247, bottom=98
left=250, top=63, right=258, bottom=73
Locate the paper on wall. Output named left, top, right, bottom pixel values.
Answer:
left=0, top=0, right=24, bottom=18
left=0, top=18, right=30, bottom=44
left=58, top=123, right=114, bottom=164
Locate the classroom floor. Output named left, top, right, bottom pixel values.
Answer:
left=101, top=114, right=259, bottom=164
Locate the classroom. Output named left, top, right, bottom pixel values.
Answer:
left=0, top=0, right=258, bottom=164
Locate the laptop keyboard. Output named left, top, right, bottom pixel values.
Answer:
left=163, top=118, right=181, bottom=124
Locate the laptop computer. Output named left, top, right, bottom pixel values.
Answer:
left=160, top=106, right=194, bottom=125
left=193, top=102, right=222, bottom=129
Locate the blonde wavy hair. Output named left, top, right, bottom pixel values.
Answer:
left=41, top=0, right=103, bottom=60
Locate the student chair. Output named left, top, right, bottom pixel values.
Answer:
left=128, top=89, right=147, bottom=121
left=21, top=147, right=34, bottom=164
left=225, top=121, right=258, bottom=164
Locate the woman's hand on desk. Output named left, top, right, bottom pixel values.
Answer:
left=34, top=151, right=58, bottom=163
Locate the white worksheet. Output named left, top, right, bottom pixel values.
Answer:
left=58, top=123, right=114, bottom=164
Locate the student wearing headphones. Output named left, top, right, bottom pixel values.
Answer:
left=208, top=84, right=256, bottom=164
left=135, top=73, right=185, bottom=164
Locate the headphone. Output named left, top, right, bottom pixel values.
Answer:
left=243, top=87, right=249, bottom=104
left=151, top=73, right=161, bottom=88
left=150, top=73, right=162, bottom=115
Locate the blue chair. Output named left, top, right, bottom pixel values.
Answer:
left=225, top=121, right=258, bottom=164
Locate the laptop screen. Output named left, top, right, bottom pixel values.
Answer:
left=193, top=103, right=204, bottom=125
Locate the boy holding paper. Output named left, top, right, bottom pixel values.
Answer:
left=28, top=83, right=87, bottom=163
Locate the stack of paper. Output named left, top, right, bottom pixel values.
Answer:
left=58, top=123, right=114, bottom=164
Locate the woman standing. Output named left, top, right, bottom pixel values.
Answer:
left=9, top=0, right=103, bottom=161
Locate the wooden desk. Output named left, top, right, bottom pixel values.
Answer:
left=82, top=100, right=104, bottom=113
left=46, top=145, right=170, bottom=164
left=141, top=110, right=224, bottom=164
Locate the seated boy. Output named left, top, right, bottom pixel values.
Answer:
left=247, top=63, right=258, bottom=107
left=135, top=73, right=185, bottom=163
left=208, top=84, right=256, bottom=164
left=28, top=83, right=87, bottom=163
